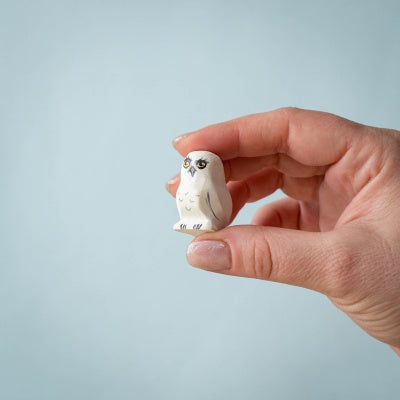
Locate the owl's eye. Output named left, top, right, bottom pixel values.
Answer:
left=183, top=158, right=191, bottom=168
left=196, top=159, right=208, bottom=169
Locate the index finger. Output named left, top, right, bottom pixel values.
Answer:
left=173, top=107, right=359, bottom=166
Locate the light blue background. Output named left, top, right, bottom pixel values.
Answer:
left=1, top=0, right=399, bottom=399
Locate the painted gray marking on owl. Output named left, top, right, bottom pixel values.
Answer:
left=206, top=192, right=220, bottom=221
left=173, top=151, right=232, bottom=237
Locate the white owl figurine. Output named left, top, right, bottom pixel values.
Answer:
left=173, top=151, right=232, bottom=236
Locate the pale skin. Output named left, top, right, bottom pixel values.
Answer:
left=165, top=107, right=400, bottom=356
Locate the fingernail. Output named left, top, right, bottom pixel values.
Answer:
left=165, top=173, right=179, bottom=193
left=172, top=132, right=193, bottom=148
left=187, top=240, right=231, bottom=271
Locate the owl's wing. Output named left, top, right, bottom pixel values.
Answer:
left=206, top=191, right=221, bottom=221
left=205, top=187, right=232, bottom=224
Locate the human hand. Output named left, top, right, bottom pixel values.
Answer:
left=166, top=107, right=400, bottom=355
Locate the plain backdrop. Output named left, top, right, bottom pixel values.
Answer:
left=1, top=0, right=399, bottom=399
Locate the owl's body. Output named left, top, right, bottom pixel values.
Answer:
left=173, top=151, right=232, bottom=236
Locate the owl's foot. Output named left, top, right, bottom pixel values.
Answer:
left=173, top=220, right=217, bottom=237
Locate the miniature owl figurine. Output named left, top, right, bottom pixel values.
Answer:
left=173, top=151, right=232, bottom=236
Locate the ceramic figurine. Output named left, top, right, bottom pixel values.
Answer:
left=173, top=151, right=232, bottom=236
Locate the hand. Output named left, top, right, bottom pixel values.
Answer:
left=166, top=107, right=400, bottom=355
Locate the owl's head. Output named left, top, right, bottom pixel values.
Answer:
left=180, top=151, right=225, bottom=183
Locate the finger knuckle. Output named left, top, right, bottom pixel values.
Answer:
left=324, top=240, right=358, bottom=298
left=277, top=106, right=300, bottom=116
left=243, top=229, right=274, bottom=280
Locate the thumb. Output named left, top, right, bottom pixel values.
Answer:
left=187, top=225, right=344, bottom=295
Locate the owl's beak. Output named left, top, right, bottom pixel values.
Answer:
left=188, top=166, right=196, bottom=177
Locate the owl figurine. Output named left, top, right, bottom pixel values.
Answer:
left=173, top=151, right=232, bottom=236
